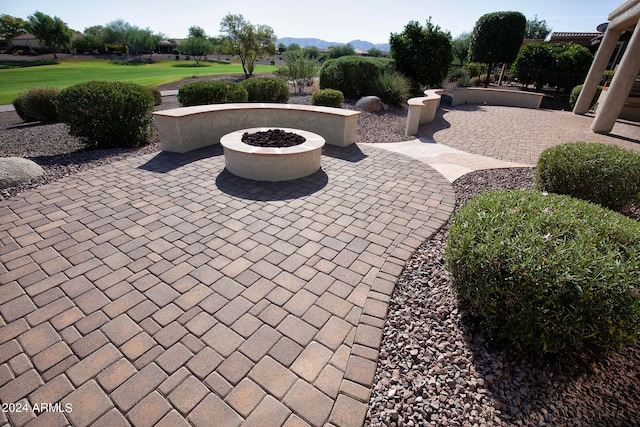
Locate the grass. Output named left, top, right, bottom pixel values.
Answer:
left=0, top=59, right=276, bottom=104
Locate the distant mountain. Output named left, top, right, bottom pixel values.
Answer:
left=277, top=37, right=390, bottom=53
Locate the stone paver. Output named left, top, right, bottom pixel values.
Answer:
left=4, top=105, right=633, bottom=426
left=0, top=142, right=454, bottom=426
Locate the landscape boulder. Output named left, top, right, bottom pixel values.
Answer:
left=356, top=96, right=383, bottom=112
left=0, top=157, right=44, bottom=189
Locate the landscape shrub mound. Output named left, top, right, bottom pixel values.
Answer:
left=319, top=56, right=394, bottom=98
left=445, top=189, right=640, bottom=358
left=57, top=81, right=155, bottom=150
left=369, top=69, right=412, bottom=106
left=177, top=80, right=248, bottom=106
left=536, top=142, right=640, bottom=212
left=569, top=84, right=603, bottom=110
left=311, top=89, right=344, bottom=107
left=13, top=87, right=60, bottom=122
left=239, top=77, right=289, bottom=103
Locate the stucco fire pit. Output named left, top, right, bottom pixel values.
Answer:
left=220, top=127, right=325, bottom=182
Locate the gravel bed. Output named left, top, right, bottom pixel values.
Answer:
left=366, top=168, right=640, bottom=427
left=2, top=83, right=638, bottom=425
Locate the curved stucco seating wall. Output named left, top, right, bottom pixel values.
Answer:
left=153, top=103, right=361, bottom=153
left=452, top=87, right=544, bottom=109
left=405, top=90, right=443, bottom=136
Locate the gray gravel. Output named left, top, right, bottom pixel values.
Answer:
left=2, top=91, right=638, bottom=426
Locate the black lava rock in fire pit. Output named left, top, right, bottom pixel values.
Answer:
left=241, top=129, right=306, bottom=148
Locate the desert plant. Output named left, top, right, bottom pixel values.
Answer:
left=369, top=69, right=412, bottom=106
left=536, top=142, right=640, bottom=212
left=311, top=89, right=344, bottom=107
left=57, top=80, right=154, bottom=149
left=239, top=76, right=289, bottom=103
left=319, top=55, right=394, bottom=98
left=274, top=50, right=317, bottom=93
left=568, top=84, right=603, bottom=110
left=12, top=86, right=59, bottom=122
left=445, top=189, right=640, bottom=358
left=177, top=80, right=248, bottom=106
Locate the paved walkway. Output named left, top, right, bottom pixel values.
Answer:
left=1, top=103, right=638, bottom=427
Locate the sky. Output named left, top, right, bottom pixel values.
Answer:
left=1, top=0, right=621, bottom=43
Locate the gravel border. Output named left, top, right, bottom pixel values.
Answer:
left=2, top=86, right=638, bottom=426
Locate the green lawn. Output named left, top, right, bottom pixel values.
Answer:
left=0, top=59, right=276, bottom=104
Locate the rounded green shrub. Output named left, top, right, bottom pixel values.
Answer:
left=536, top=142, right=640, bottom=212
left=12, top=87, right=60, bottom=122
left=569, top=84, right=603, bottom=110
left=177, top=80, right=248, bottom=106
left=311, top=89, right=344, bottom=107
left=148, top=87, right=162, bottom=106
left=57, top=81, right=155, bottom=150
left=319, top=56, right=394, bottom=98
left=239, top=77, right=290, bottom=103
left=369, top=69, right=412, bottom=106
left=445, top=189, right=640, bottom=358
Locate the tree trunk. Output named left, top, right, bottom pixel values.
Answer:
left=484, top=63, right=494, bottom=88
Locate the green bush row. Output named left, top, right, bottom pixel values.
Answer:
left=536, top=142, right=640, bottom=212
left=445, top=189, right=640, bottom=359
left=319, top=55, right=395, bottom=98
left=569, top=84, right=603, bottom=110
left=13, top=87, right=60, bottom=122
left=178, top=77, right=291, bottom=107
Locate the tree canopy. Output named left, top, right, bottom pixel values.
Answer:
left=219, top=13, right=276, bottom=78
left=179, top=26, right=214, bottom=65
left=452, top=32, right=471, bottom=65
left=389, top=19, right=453, bottom=88
left=525, top=15, right=552, bottom=40
left=0, top=14, right=27, bottom=46
left=27, top=11, right=72, bottom=58
left=469, top=11, right=526, bottom=86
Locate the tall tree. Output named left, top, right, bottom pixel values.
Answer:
left=452, top=32, right=471, bottom=65
left=27, top=11, right=72, bottom=58
left=219, top=13, right=276, bottom=77
left=389, top=19, right=453, bottom=88
left=0, top=14, right=27, bottom=47
left=180, top=26, right=214, bottom=65
left=525, top=15, right=552, bottom=40
left=469, top=11, right=526, bottom=87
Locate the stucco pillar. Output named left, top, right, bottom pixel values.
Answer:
left=573, top=28, right=622, bottom=114
left=592, top=25, right=640, bottom=133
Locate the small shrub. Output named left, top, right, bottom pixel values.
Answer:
left=319, top=56, right=394, bottom=98
left=57, top=81, right=154, bottom=150
left=177, top=80, right=248, bottom=106
left=569, top=84, right=603, bottom=110
left=369, top=69, right=412, bottom=106
left=536, top=142, right=640, bottom=212
left=311, top=89, right=344, bottom=107
left=239, top=77, right=290, bottom=103
left=445, top=189, right=640, bottom=358
left=12, top=87, right=60, bottom=122
left=148, top=87, right=162, bottom=106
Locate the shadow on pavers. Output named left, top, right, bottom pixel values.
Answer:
left=139, top=144, right=223, bottom=173
left=215, top=168, right=329, bottom=201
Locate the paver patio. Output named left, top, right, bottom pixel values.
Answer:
left=0, top=143, right=454, bottom=426
left=1, top=103, right=638, bottom=426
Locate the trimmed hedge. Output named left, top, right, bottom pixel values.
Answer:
left=177, top=80, right=248, bottom=106
left=311, top=89, right=344, bottom=107
left=319, top=56, right=394, bottom=98
left=536, top=142, right=640, bottom=212
left=239, top=77, right=290, bottom=103
left=445, top=189, right=640, bottom=358
left=569, top=84, right=603, bottom=110
left=57, top=81, right=155, bottom=150
left=13, top=87, right=60, bottom=122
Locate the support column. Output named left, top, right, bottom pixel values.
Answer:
left=592, top=25, right=640, bottom=133
left=573, top=28, right=622, bottom=114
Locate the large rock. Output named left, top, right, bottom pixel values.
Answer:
left=0, top=157, right=44, bottom=189
left=356, top=96, right=383, bottom=112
